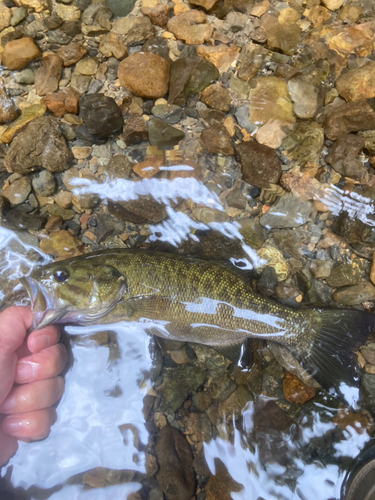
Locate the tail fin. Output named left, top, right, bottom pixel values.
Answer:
left=299, top=309, right=375, bottom=408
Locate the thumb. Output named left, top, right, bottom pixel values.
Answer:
left=0, top=307, right=32, bottom=404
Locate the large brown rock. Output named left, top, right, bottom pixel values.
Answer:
left=1, top=37, right=41, bottom=70
left=326, top=134, right=366, bottom=180
left=118, top=52, right=170, bottom=99
left=261, top=13, right=301, bottom=55
left=35, top=54, right=63, bottom=96
left=336, top=62, right=375, bottom=102
left=155, top=426, right=195, bottom=500
left=200, top=84, right=232, bottom=112
left=167, top=10, right=213, bottom=45
left=236, top=141, right=282, bottom=188
left=323, top=99, right=375, bottom=140
left=4, top=116, right=73, bottom=174
left=201, top=125, right=234, bottom=155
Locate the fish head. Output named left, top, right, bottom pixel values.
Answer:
left=20, top=256, right=127, bottom=330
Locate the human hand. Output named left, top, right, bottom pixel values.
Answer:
left=0, top=306, right=67, bottom=467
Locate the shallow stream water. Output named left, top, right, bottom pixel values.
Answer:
left=1, top=0, right=375, bottom=498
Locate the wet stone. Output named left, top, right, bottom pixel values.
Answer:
left=141, top=4, right=170, bottom=28
left=309, top=259, right=332, bottom=279
left=282, top=371, right=316, bottom=404
left=192, top=207, right=230, bottom=224
left=323, top=100, right=375, bottom=141
left=336, top=62, right=375, bottom=103
left=326, top=262, right=362, bottom=288
left=236, top=141, right=281, bottom=189
left=239, top=219, right=266, bottom=249
left=200, top=125, right=234, bottom=156
left=35, top=54, right=62, bottom=96
left=111, top=16, right=155, bottom=46
left=282, top=120, right=324, bottom=165
left=56, top=43, right=87, bottom=67
left=151, top=104, right=182, bottom=125
left=200, top=84, right=231, bottom=113
left=332, top=211, right=372, bottom=245
left=148, top=118, right=184, bottom=150
left=197, top=44, right=240, bottom=73
left=32, top=170, right=56, bottom=197
left=226, top=187, right=246, bottom=210
left=4, top=116, right=72, bottom=174
left=118, top=52, right=170, bottom=99
left=101, top=155, right=133, bottom=179
left=14, top=69, right=35, bottom=85
left=1, top=37, right=41, bottom=70
left=45, top=205, right=75, bottom=220
left=326, top=134, right=366, bottom=180
left=0, top=86, right=19, bottom=124
left=2, top=177, right=31, bottom=205
left=261, top=13, right=301, bottom=56
left=168, top=56, right=219, bottom=106
left=106, top=0, right=136, bottom=17
left=217, top=385, right=253, bottom=421
left=234, top=106, right=256, bottom=133
left=42, top=87, right=80, bottom=118
left=333, top=282, right=375, bottom=305
left=156, top=364, right=206, bottom=412
left=249, top=76, right=295, bottom=126
left=155, top=426, right=195, bottom=500
left=167, top=10, right=213, bottom=45
left=39, top=230, right=84, bottom=259
left=79, top=94, right=123, bottom=139
left=260, top=195, right=312, bottom=229
left=205, top=460, right=243, bottom=500
left=108, top=196, right=167, bottom=224
left=287, top=79, right=318, bottom=119
left=2, top=206, right=45, bottom=232
left=123, top=115, right=148, bottom=146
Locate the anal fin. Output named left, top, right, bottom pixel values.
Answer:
left=211, top=340, right=252, bottom=370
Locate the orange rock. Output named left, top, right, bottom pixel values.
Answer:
left=118, top=52, right=170, bottom=99
left=42, top=87, right=80, bottom=117
left=56, top=42, right=87, bottom=67
left=142, top=4, right=170, bottom=27
left=2, top=37, right=41, bottom=70
left=197, top=44, right=240, bottom=73
left=133, top=156, right=165, bottom=178
left=40, top=230, right=84, bottom=259
left=283, top=371, right=316, bottom=404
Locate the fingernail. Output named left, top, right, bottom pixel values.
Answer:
left=17, top=361, right=38, bottom=383
left=33, top=334, right=51, bottom=352
left=2, top=417, right=23, bottom=435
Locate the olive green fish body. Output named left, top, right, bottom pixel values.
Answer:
left=21, top=248, right=375, bottom=407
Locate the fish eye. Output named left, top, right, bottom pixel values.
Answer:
left=53, top=269, right=69, bottom=283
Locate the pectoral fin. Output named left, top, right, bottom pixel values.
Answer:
left=211, top=340, right=252, bottom=369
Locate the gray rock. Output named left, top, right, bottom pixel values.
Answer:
left=260, top=194, right=312, bottom=229
left=108, top=196, right=168, bottom=224
left=151, top=104, right=183, bottom=124
left=326, top=134, right=366, bottom=180
left=148, top=118, right=184, bottom=150
left=106, top=0, right=136, bottom=17
left=326, top=262, right=362, bottom=288
left=14, top=69, right=35, bottom=84
left=32, top=170, right=56, bottom=197
left=235, top=106, right=256, bottom=133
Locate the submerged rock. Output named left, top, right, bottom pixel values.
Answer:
left=336, top=62, right=375, bottom=102
left=79, top=94, right=123, bottom=138
left=4, top=116, right=73, bottom=174
left=155, top=426, right=195, bottom=500
left=1, top=37, right=41, bottom=70
left=323, top=99, right=375, bottom=141
left=168, top=56, right=219, bottom=106
left=236, top=141, right=281, bottom=189
left=40, top=230, right=84, bottom=259
left=282, top=121, right=324, bottom=165
left=108, top=196, right=168, bottom=224
left=260, top=194, right=312, bottom=229
left=1, top=104, right=47, bottom=144
left=326, top=134, right=366, bottom=180
left=148, top=118, right=184, bottom=150
left=0, top=86, right=19, bottom=124
left=333, top=282, right=375, bottom=305
left=167, top=10, right=212, bottom=45
left=118, top=52, right=170, bottom=99
left=34, top=54, right=62, bottom=96
left=249, top=76, right=295, bottom=126
left=201, top=125, right=234, bottom=155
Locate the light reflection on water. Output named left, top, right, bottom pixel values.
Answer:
left=0, top=178, right=373, bottom=499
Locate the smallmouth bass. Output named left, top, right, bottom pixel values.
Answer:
left=21, top=248, right=375, bottom=406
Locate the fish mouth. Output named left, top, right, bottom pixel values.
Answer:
left=20, top=276, right=60, bottom=330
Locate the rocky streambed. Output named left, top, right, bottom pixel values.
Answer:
left=1, top=0, right=375, bottom=498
